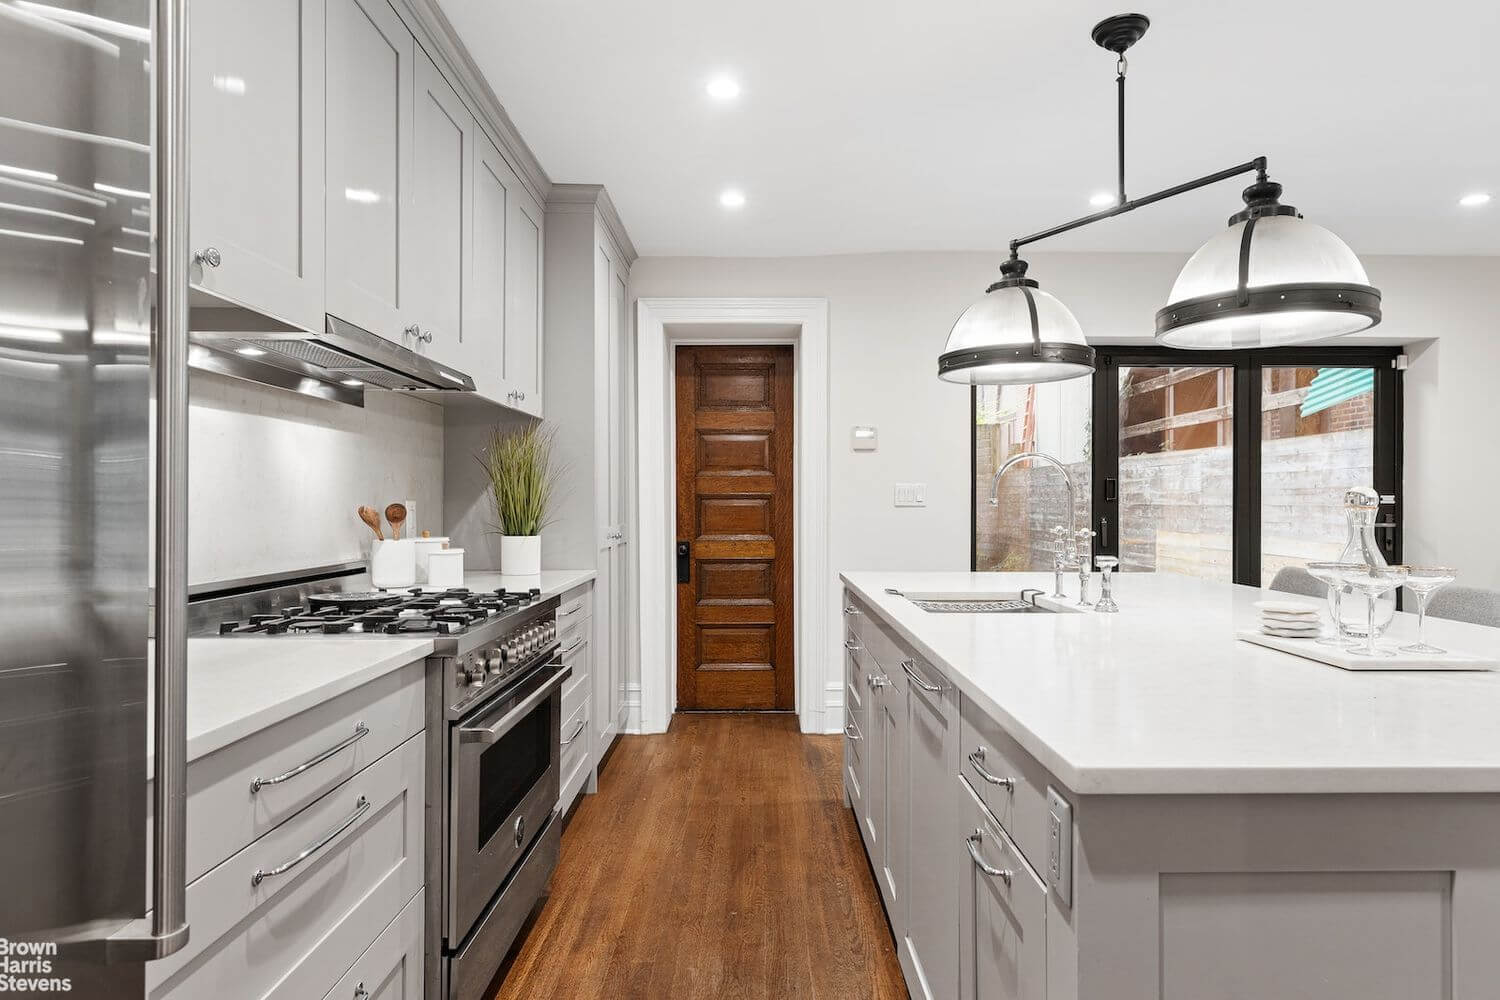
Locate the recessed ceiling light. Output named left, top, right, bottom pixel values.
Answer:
left=719, top=188, right=746, bottom=209
left=234, top=346, right=266, bottom=357
left=1458, top=191, right=1492, bottom=208
left=706, top=75, right=740, bottom=101
left=1089, top=191, right=1118, bottom=208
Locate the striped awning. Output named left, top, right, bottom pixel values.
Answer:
left=1300, top=367, right=1374, bottom=418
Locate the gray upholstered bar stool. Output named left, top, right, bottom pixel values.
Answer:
left=1268, top=566, right=1327, bottom=600
left=1425, top=585, right=1500, bottom=628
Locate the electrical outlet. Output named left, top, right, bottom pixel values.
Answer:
left=1047, top=786, right=1073, bottom=905
left=894, top=483, right=926, bottom=508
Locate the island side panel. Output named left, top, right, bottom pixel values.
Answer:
left=1072, top=792, right=1500, bottom=1000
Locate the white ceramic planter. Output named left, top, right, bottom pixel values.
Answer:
left=499, top=535, right=541, bottom=576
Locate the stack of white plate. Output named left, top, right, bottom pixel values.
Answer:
left=1254, top=599, right=1323, bottom=639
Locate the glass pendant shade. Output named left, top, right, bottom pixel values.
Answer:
left=938, top=260, right=1095, bottom=385
left=1156, top=185, right=1381, bottom=349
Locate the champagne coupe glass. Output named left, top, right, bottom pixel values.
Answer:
left=1338, top=564, right=1409, bottom=657
left=1306, top=561, right=1364, bottom=647
left=1401, top=566, right=1457, bottom=655
left=1094, top=556, right=1119, bottom=613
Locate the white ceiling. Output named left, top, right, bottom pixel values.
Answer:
left=438, top=0, right=1500, bottom=258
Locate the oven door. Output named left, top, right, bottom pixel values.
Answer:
left=448, top=657, right=568, bottom=941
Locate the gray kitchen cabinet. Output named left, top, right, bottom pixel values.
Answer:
left=504, top=184, right=545, bottom=414
left=322, top=888, right=425, bottom=1000
left=867, top=648, right=907, bottom=932
left=465, top=131, right=522, bottom=402
left=959, top=780, right=1048, bottom=1000
left=325, top=0, right=414, bottom=342
left=408, top=44, right=472, bottom=368
left=190, top=0, right=325, bottom=332
left=901, top=655, right=959, bottom=1000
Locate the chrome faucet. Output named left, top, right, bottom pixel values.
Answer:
left=989, top=451, right=1081, bottom=599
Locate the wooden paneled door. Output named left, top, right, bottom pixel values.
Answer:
left=675, top=346, right=795, bottom=711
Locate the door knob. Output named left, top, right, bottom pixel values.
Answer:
left=193, top=246, right=221, bottom=268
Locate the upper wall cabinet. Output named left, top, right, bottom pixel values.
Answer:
left=325, top=0, right=413, bottom=342
left=465, top=132, right=519, bottom=402
left=190, top=0, right=325, bottom=332
left=407, top=47, right=473, bottom=369
left=504, top=186, right=545, bottom=416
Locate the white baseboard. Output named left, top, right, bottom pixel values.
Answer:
left=822, top=680, right=845, bottom=735
left=623, top=682, right=642, bottom=734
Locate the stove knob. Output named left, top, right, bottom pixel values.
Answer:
left=546, top=622, right=557, bottom=642
left=485, top=649, right=504, bottom=674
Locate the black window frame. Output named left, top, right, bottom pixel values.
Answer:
left=971, top=345, right=1404, bottom=587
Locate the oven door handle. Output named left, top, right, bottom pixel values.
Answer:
left=458, top=665, right=571, bottom=745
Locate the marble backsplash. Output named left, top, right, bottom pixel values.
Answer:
left=187, top=371, right=444, bottom=587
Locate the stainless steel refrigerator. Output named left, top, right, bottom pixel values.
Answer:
left=0, top=1, right=190, bottom=996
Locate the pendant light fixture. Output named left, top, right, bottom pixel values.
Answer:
left=938, top=13, right=1380, bottom=385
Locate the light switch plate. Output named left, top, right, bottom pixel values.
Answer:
left=894, top=483, right=926, bottom=507
left=851, top=426, right=878, bottom=451
left=1047, top=786, right=1073, bottom=906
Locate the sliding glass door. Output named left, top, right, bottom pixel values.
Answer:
left=974, top=346, right=1403, bottom=588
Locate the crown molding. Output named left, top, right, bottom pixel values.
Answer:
left=547, top=183, right=638, bottom=266
left=397, top=0, right=552, bottom=206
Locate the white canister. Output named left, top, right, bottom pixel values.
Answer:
left=413, top=535, right=450, bottom=583
left=370, top=538, right=416, bottom=589
left=426, top=547, right=465, bottom=589
left=499, top=535, right=541, bottom=577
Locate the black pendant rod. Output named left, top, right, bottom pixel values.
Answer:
left=1116, top=58, right=1126, bottom=204
left=1009, top=156, right=1269, bottom=258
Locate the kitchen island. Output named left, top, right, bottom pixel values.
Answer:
left=840, top=570, right=1500, bottom=1000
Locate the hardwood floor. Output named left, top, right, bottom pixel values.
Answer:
left=490, top=713, right=907, bottom=1000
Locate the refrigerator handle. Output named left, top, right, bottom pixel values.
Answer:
left=103, top=0, right=193, bottom=962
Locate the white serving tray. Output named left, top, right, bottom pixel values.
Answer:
left=1235, top=629, right=1498, bottom=671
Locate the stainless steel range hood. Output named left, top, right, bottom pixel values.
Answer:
left=188, top=308, right=476, bottom=406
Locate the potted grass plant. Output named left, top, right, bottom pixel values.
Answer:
left=480, top=423, right=557, bottom=577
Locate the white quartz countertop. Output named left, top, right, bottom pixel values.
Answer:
left=149, top=637, right=433, bottom=767
left=840, top=571, right=1500, bottom=795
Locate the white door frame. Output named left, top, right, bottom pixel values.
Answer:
left=635, top=297, right=832, bottom=734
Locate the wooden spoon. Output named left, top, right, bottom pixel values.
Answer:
left=358, top=505, right=384, bottom=540
left=384, top=502, right=407, bottom=541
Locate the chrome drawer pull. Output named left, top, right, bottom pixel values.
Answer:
left=561, top=719, right=587, bottom=746
left=901, top=659, right=942, bottom=692
left=965, top=829, right=1013, bottom=886
left=251, top=795, right=370, bottom=886
left=843, top=638, right=861, bottom=651
left=354, top=984, right=369, bottom=1000
left=967, top=747, right=1015, bottom=792
left=843, top=605, right=859, bottom=615
left=559, top=604, right=583, bottom=617
left=250, top=722, right=369, bottom=794
left=843, top=723, right=862, bottom=741
left=560, top=635, right=585, bottom=655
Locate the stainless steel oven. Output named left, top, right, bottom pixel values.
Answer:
left=447, top=656, right=567, bottom=940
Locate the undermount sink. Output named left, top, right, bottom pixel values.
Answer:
left=896, top=591, right=1080, bottom=614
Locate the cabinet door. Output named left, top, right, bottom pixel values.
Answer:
left=191, top=0, right=324, bottom=331
left=504, top=188, right=543, bottom=414
left=407, top=46, right=471, bottom=366
left=592, top=564, right=617, bottom=758
left=902, top=660, right=959, bottom=1000
left=326, top=0, right=412, bottom=340
left=610, top=260, right=629, bottom=730
left=466, top=132, right=521, bottom=402
left=866, top=666, right=904, bottom=931
left=959, top=788, right=1048, bottom=1000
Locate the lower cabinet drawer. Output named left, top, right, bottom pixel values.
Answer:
left=322, top=887, right=424, bottom=1000
left=959, top=780, right=1047, bottom=1000
left=959, top=693, right=1055, bottom=873
left=561, top=642, right=590, bottom=721
left=151, top=659, right=425, bottom=887
left=844, top=723, right=864, bottom=816
left=147, top=733, right=425, bottom=1000
left=559, top=699, right=590, bottom=813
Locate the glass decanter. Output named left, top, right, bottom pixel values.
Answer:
left=1329, top=487, right=1396, bottom=638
